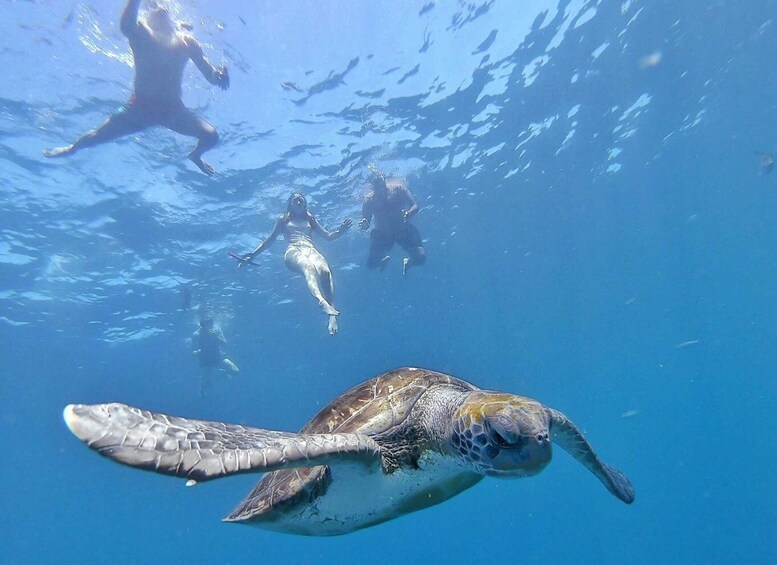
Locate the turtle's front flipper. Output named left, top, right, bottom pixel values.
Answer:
left=546, top=407, right=635, bottom=504
left=64, top=403, right=381, bottom=482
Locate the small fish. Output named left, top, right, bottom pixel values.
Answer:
left=638, top=51, right=662, bottom=69
left=674, top=339, right=700, bottom=350
left=755, top=151, right=774, bottom=175
left=238, top=16, right=247, bottom=26
left=281, top=81, right=303, bottom=92
left=419, top=2, right=435, bottom=17
left=62, top=8, right=74, bottom=28
left=621, top=409, right=641, bottom=418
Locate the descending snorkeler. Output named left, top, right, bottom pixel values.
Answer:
left=359, top=172, right=426, bottom=275
left=235, top=192, right=352, bottom=336
left=43, top=0, right=230, bottom=175
left=192, top=316, right=239, bottom=397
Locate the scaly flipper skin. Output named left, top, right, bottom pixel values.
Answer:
left=546, top=407, right=634, bottom=504
left=63, top=403, right=382, bottom=482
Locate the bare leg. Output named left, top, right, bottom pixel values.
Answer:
left=367, top=252, right=392, bottom=271
left=165, top=107, right=219, bottom=176
left=398, top=224, right=426, bottom=275
left=379, top=255, right=391, bottom=270
left=44, top=109, right=146, bottom=158
left=188, top=131, right=218, bottom=176
left=199, top=368, right=213, bottom=398
left=401, top=246, right=426, bottom=275
left=367, top=230, right=394, bottom=270
left=319, top=267, right=340, bottom=335
left=222, top=358, right=239, bottom=372
left=44, top=145, right=77, bottom=158
left=286, top=244, right=340, bottom=325
left=302, top=268, right=339, bottom=316
left=320, top=265, right=335, bottom=305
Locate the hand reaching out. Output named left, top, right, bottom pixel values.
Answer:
left=215, top=65, right=230, bottom=90
left=229, top=251, right=255, bottom=269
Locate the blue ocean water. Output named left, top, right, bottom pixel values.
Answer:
left=2, top=0, right=777, bottom=562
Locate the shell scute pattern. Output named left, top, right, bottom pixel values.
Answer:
left=228, top=368, right=478, bottom=521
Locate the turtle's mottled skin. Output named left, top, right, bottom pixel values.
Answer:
left=64, top=367, right=634, bottom=536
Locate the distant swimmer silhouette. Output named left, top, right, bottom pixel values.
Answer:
left=755, top=151, right=774, bottom=175
left=359, top=172, right=426, bottom=275
left=192, top=316, right=238, bottom=397
left=234, top=192, right=352, bottom=336
left=44, top=0, right=229, bottom=175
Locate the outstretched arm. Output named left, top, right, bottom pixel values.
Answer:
left=400, top=186, right=419, bottom=220
left=120, top=0, right=143, bottom=38
left=241, top=219, right=283, bottom=265
left=312, top=216, right=352, bottom=241
left=186, top=36, right=230, bottom=90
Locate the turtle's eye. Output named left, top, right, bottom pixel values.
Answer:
left=489, top=429, right=509, bottom=447
left=488, top=426, right=522, bottom=449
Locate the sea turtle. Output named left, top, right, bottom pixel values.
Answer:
left=64, top=367, right=634, bottom=536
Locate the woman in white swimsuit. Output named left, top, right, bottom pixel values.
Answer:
left=238, top=192, right=352, bottom=335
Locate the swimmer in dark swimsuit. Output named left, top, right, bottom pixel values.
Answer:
left=44, top=0, right=230, bottom=175
left=192, top=316, right=239, bottom=397
left=359, top=173, right=426, bottom=275
left=236, top=192, right=352, bottom=336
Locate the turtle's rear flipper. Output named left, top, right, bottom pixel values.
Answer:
left=546, top=407, right=635, bottom=504
left=64, top=403, right=381, bottom=483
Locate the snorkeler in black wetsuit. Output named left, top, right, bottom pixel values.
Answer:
left=359, top=174, right=426, bottom=275
left=192, top=317, right=238, bottom=396
left=44, top=0, right=229, bottom=175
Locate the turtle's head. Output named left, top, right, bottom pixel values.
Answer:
left=451, top=392, right=551, bottom=478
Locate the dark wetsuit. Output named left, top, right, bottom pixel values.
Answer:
left=368, top=223, right=423, bottom=264
left=196, top=328, right=223, bottom=368
left=363, top=179, right=426, bottom=269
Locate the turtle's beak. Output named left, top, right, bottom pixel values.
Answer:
left=481, top=436, right=552, bottom=478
